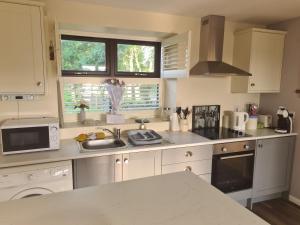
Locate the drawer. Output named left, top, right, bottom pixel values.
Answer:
left=162, top=145, right=212, bottom=165
left=199, top=173, right=211, bottom=184
left=162, top=160, right=212, bottom=175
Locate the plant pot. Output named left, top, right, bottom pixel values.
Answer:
left=78, top=109, right=86, bottom=124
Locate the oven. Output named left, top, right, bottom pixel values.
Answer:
left=212, top=141, right=255, bottom=193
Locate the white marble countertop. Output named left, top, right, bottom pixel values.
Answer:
left=0, top=172, right=269, bottom=225
left=0, top=129, right=297, bottom=169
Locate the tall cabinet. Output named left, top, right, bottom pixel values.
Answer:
left=231, top=28, right=286, bottom=93
left=0, top=1, right=46, bottom=94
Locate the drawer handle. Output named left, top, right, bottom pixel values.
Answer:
left=185, top=151, right=193, bottom=157
left=185, top=166, right=192, bottom=172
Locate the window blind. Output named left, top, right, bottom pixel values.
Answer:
left=63, top=83, right=160, bottom=113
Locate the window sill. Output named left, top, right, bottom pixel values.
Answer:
left=60, top=118, right=170, bottom=139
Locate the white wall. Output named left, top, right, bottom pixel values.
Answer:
left=0, top=0, right=261, bottom=123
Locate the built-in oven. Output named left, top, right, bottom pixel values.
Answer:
left=212, top=141, right=255, bottom=193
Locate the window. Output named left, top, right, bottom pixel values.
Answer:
left=63, top=83, right=160, bottom=113
left=115, top=40, right=161, bottom=77
left=60, top=35, right=161, bottom=78
left=61, top=35, right=109, bottom=76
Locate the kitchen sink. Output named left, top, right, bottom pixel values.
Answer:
left=80, top=138, right=126, bottom=151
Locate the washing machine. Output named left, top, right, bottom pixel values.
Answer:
left=0, top=160, right=73, bottom=202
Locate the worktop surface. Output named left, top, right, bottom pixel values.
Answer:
left=0, top=129, right=297, bottom=169
left=0, top=172, right=269, bottom=225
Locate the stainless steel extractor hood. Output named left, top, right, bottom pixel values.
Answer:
left=190, top=15, right=251, bottom=76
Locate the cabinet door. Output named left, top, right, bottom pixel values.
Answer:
left=74, top=154, right=122, bottom=188
left=122, top=151, right=161, bottom=181
left=252, top=137, right=295, bottom=198
left=249, top=31, right=285, bottom=93
left=0, top=2, right=45, bottom=94
left=161, top=31, right=191, bottom=78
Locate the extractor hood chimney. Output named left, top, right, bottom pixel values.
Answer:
left=190, top=15, right=251, bottom=76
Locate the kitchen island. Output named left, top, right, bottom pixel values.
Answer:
left=0, top=172, right=268, bottom=225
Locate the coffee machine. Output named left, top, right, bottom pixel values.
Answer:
left=275, top=106, right=293, bottom=133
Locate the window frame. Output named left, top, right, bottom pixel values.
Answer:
left=113, top=39, right=161, bottom=78
left=60, top=35, right=161, bottom=78
left=61, top=35, right=111, bottom=77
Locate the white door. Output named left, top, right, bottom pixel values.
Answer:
left=249, top=31, right=285, bottom=93
left=0, top=2, right=45, bottom=94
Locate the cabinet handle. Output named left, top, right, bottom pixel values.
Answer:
left=250, top=83, right=255, bottom=87
left=185, top=151, right=193, bottom=157
left=124, top=158, right=129, bottom=164
left=115, top=159, right=121, bottom=164
left=36, top=81, right=42, bottom=87
left=185, top=166, right=192, bottom=172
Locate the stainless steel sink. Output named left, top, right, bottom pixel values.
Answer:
left=80, top=138, right=126, bottom=151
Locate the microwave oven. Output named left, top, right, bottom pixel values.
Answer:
left=0, top=118, right=59, bottom=155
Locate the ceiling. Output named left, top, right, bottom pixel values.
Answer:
left=66, top=0, right=300, bottom=25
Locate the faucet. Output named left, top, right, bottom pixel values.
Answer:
left=98, top=128, right=121, bottom=140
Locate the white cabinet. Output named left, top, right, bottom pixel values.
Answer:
left=252, top=137, right=295, bottom=198
left=161, top=31, right=191, bottom=79
left=161, top=145, right=213, bottom=183
left=123, top=151, right=161, bottom=181
left=0, top=1, right=46, bottom=94
left=231, top=28, right=286, bottom=93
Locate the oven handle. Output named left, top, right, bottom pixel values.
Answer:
left=220, top=153, right=254, bottom=160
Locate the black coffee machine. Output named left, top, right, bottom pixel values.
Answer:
left=275, top=106, right=293, bottom=133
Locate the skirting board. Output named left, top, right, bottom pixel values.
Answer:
left=289, top=195, right=300, bottom=206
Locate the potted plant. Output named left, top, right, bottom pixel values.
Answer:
left=74, top=100, right=89, bottom=124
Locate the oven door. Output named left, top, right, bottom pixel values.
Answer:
left=1, top=126, right=50, bottom=154
left=212, top=150, right=255, bottom=193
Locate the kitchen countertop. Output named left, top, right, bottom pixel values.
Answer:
left=0, top=129, right=297, bottom=169
left=0, top=172, right=269, bottom=225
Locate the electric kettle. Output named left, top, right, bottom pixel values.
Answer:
left=231, top=112, right=249, bottom=131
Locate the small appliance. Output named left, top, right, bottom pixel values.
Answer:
left=258, top=115, right=272, bottom=128
left=230, top=112, right=249, bottom=131
left=0, top=117, right=59, bottom=155
left=275, top=107, right=293, bottom=133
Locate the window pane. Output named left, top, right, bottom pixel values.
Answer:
left=63, top=83, right=159, bottom=114
left=117, top=44, right=155, bottom=73
left=61, top=39, right=106, bottom=72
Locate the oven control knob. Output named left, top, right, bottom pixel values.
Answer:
left=221, top=147, right=227, bottom=152
left=244, top=145, right=250, bottom=150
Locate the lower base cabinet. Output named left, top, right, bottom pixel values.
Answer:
left=252, top=137, right=295, bottom=198
left=74, top=151, right=161, bottom=188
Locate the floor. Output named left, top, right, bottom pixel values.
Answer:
left=252, top=198, right=300, bottom=225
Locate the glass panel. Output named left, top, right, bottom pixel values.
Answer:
left=117, top=44, right=155, bottom=73
left=61, top=39, right=106, bottom=72
left=212, top=152, right=254, bottom=193
left=2, top=127, right=50, bottom=152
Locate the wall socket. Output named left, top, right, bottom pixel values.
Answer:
left=0, top=95, right=37, bottom=101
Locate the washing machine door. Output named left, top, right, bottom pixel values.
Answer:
left=10, top=188, right=54, bottom=200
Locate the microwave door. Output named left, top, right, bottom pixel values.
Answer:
left=1, top=126, right=50, bottom=153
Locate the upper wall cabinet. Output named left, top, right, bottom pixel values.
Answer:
left=161, top=31, right=191, bottom=79
left=0, top=1, right=46, bottom=95
left=231, top=28, right=286, bottom=93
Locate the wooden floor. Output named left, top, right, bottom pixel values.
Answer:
left=252, top=198, right=300, bottom=225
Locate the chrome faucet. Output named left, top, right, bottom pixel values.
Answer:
left=98, top=128, right=121, bottom=140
